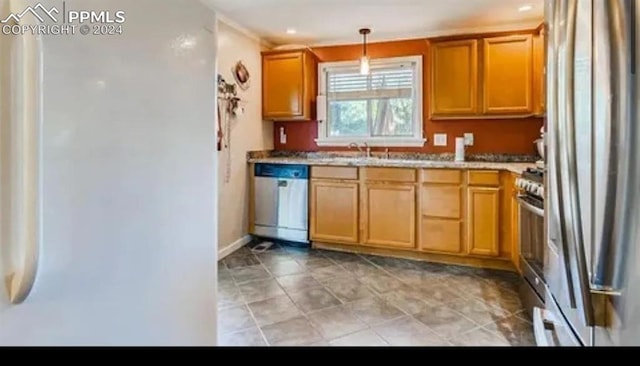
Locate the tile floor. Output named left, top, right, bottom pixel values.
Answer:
left=218, top=243, right=535, bottom=347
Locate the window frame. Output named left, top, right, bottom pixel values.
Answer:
left=316, top=55, right=425, bottom=147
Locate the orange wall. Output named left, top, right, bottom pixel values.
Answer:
left=274, top=39, right=543, bottom=154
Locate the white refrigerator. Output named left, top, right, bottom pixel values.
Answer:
left=0, top=0, right=219, bottom=345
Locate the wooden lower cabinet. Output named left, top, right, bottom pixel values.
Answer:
left=421, top=218, right=462, bottom=254
left=420, top=181, right=463, bottom=254
left=467, top=187, right=501, bottom=257
left=310, top=180, right=359, bottom=244
left=306, top=167, right=518, bottom=271
left=362, top=183, right=416, bottom=249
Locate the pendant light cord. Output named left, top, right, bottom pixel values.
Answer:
left=363, top=32, right=367, bottom=56
left=359, top=28, right=371, bottom=57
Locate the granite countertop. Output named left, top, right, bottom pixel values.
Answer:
left=247, top=156, right=535, bottom=175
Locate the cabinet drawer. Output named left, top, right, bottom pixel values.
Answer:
left=421, top=219, right=462, bottom=254
left=421, top=169, right=462, bottom=184
left=468, top=170, right=500, bottom=186
left=363, top=168, right=416, bottom=183
left=422, top=185, right=461, bottom=219
left=311, top=166, right=358, bottom=180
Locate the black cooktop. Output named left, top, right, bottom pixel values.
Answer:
left=522, top=167, right=544, bottom=184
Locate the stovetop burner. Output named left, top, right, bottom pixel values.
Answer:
left=522, top=167, right=544, bottom=184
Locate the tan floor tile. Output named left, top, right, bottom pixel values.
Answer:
left=307, top=305, right=368, bottom=340
left=373, top=317, right=449, bottom=346
left=347, top=296, right=404, bottom=326
left=218, top=326, right=266, bottom=346
left=450, top=327, right=511, bottom=347
left=218, top=305, right=256, bottom=335
left=248, top=295, right=302, bottom=326
left=288, top=287, right=342, bottom=313
left=238, top=278, right=286, bottom=303
left=260, top=316, right=323, bottom=346
left=329, top=329, right=388, bottom=347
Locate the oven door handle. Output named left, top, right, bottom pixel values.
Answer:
left=517, top=195, right=544, bottom=217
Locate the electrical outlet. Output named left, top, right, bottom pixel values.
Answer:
left=464, top=133, right=474, bottom=146
left=434, top=133, right=447, bottom=146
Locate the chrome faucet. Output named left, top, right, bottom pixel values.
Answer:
left=363, top=142, right=371, bottom=158
left=348, top=142, right=371, bottom=158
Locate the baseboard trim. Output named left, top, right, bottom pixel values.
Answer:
left=218, top=235, right=252, bottom=260
left=313, top=241, right=517, bottom=272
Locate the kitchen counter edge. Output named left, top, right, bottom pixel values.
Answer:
left=248, top=157, right=533, bottom=175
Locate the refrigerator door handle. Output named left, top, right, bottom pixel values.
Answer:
left=592, top=0, right=633, bottom=296
left=561, top=0, right=596, bottom=326
left=2, top=31, right=42, bottom=305
left=549, top=0, right=578, bottom=308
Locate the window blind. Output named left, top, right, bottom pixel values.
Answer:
left=326, top=63, right=415, bottom=100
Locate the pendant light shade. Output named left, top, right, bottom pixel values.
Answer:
left=359, top=28, right=371, bottom=75
left=360, top=55, right=370, bottom=75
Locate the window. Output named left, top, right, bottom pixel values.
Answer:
left=316, top=56, right=424, bottom=147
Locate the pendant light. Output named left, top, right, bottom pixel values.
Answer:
left=359, top=28, right=371, bottom=75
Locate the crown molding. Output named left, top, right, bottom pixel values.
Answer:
left=201, top=4, right=274, bottom=49
left=305, top=20, right=543, bottom=47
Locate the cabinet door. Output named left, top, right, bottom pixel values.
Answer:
left=310, top=181, right=359, bottom=244
left=363, top=183, right=416, bottom=249
left=421, top=219, right=463, bottom=254
left=263, top=52, right=305, bottom=119
left=431, top=39, right=479, bottom=116
left=421, top=185, right=461, bottom=219
left=467, top=187, right=500, bottom=257
left=533, top=30, right=546, bottom=115
left=420, top=184, right=463, bottom=254
left=482, top=35, right=533, bottom=114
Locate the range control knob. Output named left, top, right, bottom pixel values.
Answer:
left=530, top=185, right=538, bottom=195
left=515, top=178, right=522, bottom=189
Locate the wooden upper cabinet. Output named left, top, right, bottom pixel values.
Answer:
left=533, top=28, right=546, bottom=116
left=430, top=39, right=479, bottom=117
left=310, top=180, right=359, bottom=244
left=362, top=183, right=416, bottom=249
left=482, top=35, right=534, bottom=115
left=467, top=186, right=500, bottom=257
left=262, top=49, right=317, bottom=121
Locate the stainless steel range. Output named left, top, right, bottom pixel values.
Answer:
left=515, top=167, right=546, bottom=318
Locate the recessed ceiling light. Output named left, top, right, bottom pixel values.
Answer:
left=286, top=28, right=297, bottom=34
left=518, top=4, right=533, bottom=12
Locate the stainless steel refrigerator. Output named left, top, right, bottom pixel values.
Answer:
left=540, top=0, right=640, bottom=346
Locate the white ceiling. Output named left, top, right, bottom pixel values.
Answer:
left=203, top=0, right=544, bottom=46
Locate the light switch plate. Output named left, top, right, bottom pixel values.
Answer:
left=434, top=133, right=447, bottom=146
left=464, top=133, right=474, bottom=146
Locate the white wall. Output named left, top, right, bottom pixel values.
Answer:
left=217, top=21, right=273, bottom=253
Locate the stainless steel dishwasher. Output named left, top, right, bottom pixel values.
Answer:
left=253, top=164, right=309, bottom=243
